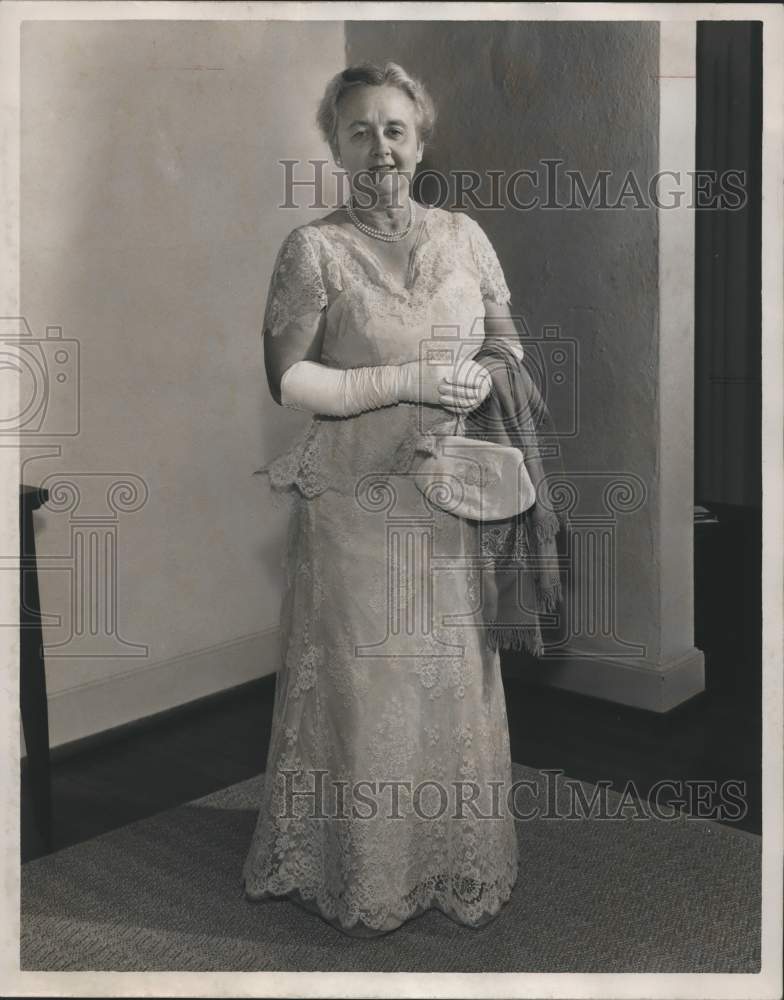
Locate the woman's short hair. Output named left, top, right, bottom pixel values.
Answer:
left=316, top=61, right=436, bottom=159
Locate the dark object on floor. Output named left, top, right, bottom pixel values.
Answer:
left=20, top=483, right=52, bottom=854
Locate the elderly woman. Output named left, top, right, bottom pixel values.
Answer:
left=241, top=62, right=526, bottom=937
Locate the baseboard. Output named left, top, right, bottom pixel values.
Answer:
left=38, top=628, right=281, bottom=753
left=504, top=646, right=706, bottom=713
left=26, top=632, right=704, bottom=761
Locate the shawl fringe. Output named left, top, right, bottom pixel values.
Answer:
left=486, top=625, right=544, bottom=657
left=467, top=339, right=568, bottom=660
left=536, top=578, right=564, bottom=614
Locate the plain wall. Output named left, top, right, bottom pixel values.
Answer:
left=347, top=21, right=662, bottom=657
left=20, top=20, right=345, bottom=741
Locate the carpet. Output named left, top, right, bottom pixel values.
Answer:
left=20, top=762, right=761, bottom=972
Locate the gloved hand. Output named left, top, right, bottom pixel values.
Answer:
left=396, top=356, right=492, bottom=413
left=279, top=356, right=492, bottom=418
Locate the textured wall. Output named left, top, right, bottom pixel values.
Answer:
left=347, top=21, right=662, bottom=655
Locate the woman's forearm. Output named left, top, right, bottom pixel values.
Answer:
left=278, top=357, right=492, bottom=417
left=280, top=360, right=402, bottom=416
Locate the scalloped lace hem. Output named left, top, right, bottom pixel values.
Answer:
left=241, top=860, right=519, bottom=937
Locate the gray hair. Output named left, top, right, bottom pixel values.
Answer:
left=316, top=61, right=436, bottom=160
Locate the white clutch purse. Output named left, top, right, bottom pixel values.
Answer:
left=411, top=417, right=536, bottom=521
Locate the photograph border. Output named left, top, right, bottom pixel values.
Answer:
left=1, top=3, right=781, bottom=998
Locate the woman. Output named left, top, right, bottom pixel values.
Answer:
left=241, top=62, right=525, bottom=937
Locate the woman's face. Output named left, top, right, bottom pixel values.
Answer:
left=335, top=84, right=424, bottom=206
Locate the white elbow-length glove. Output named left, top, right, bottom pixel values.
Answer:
left=279, top=357, right=492, bottom=418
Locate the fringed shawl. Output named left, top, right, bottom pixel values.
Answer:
left=464, top=339, right=569, bottom=657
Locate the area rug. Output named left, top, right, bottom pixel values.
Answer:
left=20, top=762, right=761, bottom=972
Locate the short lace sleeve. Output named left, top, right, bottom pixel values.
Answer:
left=263, top=227, right=328, bottom=339
left=462, top=214, right=512, bottom=305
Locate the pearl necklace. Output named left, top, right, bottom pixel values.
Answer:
left=346, top=195, right=415, bottom=242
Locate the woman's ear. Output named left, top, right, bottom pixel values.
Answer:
left=416, top=140, right=424, bottom=164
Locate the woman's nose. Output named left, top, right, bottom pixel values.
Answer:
left=369, top=129, right=390, bottom=157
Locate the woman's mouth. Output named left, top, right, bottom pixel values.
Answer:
left=370, top=166, right=396, bottom=179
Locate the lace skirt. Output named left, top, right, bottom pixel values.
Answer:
left=242, top=436, right=519, bottom=936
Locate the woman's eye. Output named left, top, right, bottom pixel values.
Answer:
left=387, top=128, right=404, bottom=137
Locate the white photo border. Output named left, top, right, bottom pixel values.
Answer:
left=1, top=3, right=781, bottom=998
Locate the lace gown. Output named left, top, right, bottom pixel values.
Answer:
left=241, top=205, right=520, bottom=936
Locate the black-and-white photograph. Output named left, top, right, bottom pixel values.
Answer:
left=3, top=2, right=782, bottom=997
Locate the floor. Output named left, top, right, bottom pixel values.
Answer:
left=21, top=503, right=762, bottom=863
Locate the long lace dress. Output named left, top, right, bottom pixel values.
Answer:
left=241, top=204, right=520, bottom=936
